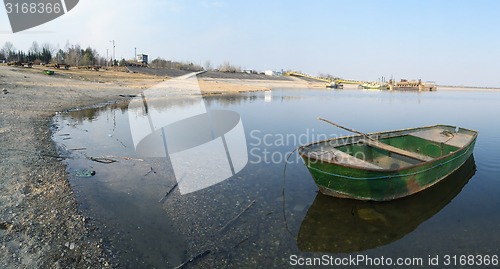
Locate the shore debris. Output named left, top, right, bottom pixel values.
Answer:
left=43, top=70, right=55, bottom=75
left=235, top=235, right=255, bottom=248
left=173, top=250, right=211, bottom=269
left=119, top=94, right=138, bottom=98
left=121, top=156, right=144, bottom=162
left=0, top=221, right=13, bottom=230
left=158, top=183, right=178, bottom=203
left=88, top=157, right=118, bottom=164
left=64, top=242, right=76, bottom=250
left=75, top=169, right=96, bottom=177
left=144, top=167, right=157, bottom=176
left=219, top=200, right=256, bottom=232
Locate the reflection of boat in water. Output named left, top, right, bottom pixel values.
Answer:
left=297, top=155, right=476, bottom=253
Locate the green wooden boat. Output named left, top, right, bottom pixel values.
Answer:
left=298, top=124, right=478, bottom=201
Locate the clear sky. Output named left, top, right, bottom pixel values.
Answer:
left=1, top=0, right=500, bottom=87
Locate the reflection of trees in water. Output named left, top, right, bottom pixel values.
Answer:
left=142, top=95, right=263, bottom=111
left=63, top=94, right=268, bottom=122
left=64, top=101, right=130, bottom=123
left=279, top=95, right=305, bottom=101
left=63, top=89, right=311, bottom=123
left=140, top=96, right=204, bottom=113
left=209, top=93, right=306, bottom=105
left=204, top=95, right=261, bottom=107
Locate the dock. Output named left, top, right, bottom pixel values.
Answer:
left=388, top=79, right=437, bottom=91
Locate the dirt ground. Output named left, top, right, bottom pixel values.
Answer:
left=0, top=65, right=322, bottom=268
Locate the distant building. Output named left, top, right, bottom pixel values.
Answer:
left=264, top=70, right=275, bottom=76
left=136, top=54, right=148, bottom=65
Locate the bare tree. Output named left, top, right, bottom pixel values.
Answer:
left=42, top=43, right=55, bottom=56
left=204, top=60, right=213, bottom=71
left=151, top=57, right=167, bottom=68
left=29, top=41, right=40, bottom=54
left=55, top=49, right=65, bottom=64
left=66, top=44, right=81, bottom=66
left=218, top=61, right=241, bottom=73
left=2, top=42, right=15, bottom=61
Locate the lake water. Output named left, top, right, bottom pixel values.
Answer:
left=52, top=88, right=500, bottom=268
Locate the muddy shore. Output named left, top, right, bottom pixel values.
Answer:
left=0, top=66, right=163, bottom=268
left=0, top=65, right=322, bottom=268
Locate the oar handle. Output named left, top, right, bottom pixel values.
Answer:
left=317, top=117, right=376, bottom=141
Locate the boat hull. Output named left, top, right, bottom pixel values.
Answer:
left=300, top=125, right=477, bottom=201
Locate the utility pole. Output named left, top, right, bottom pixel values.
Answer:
left=109, top=40, right=115, bottom=65
left=106, top=49, right=108, bottom=67
left=134, top=47, right=137, bottom=61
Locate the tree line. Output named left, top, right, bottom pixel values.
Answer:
left=1, top=40, right=244, bottom=72
left=149, top=58, right=241, bottom=72
left=150, top=57, right=204, bottom=71
left=1, top=41, right=106, bottom=66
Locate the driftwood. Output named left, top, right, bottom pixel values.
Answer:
left=113, top=137, right=127, bottom=148
left=173, top=250, right=210, bottom=269
left=87, top=157, right=118, bottom=164
left=219, top=200, right=256, bottom=232
left=158, top=183, right=178, bottom=203
left=119, top=94, right=137, bottom=98
left=121, top=156, right=144, bottom=162
left=234, top=234, right=257, bottom=248
left=144, top=167, right=156, bottom=176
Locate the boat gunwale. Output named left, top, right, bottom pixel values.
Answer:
left=298, top=124, right=478, bottom=173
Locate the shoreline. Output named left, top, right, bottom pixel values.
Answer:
left=437, top=85, right=500, bottom=92
left=0, top=66, right=154, bottom=268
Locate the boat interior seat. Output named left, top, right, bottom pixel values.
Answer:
left=358, top=139, right=434, bottom=162
left=409, top=128, right=473, bottom=148
left=308, top=148, right=384, bottom=170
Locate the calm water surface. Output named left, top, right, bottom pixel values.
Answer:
left=53, top=88, right=500, bottom=268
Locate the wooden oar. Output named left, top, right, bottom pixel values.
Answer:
left=317, top=117, right=377, bottom=141
left=316, top=117, right=433, bottom=162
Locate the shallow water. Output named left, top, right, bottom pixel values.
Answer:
left=53, top=88, right=500, bottom=268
